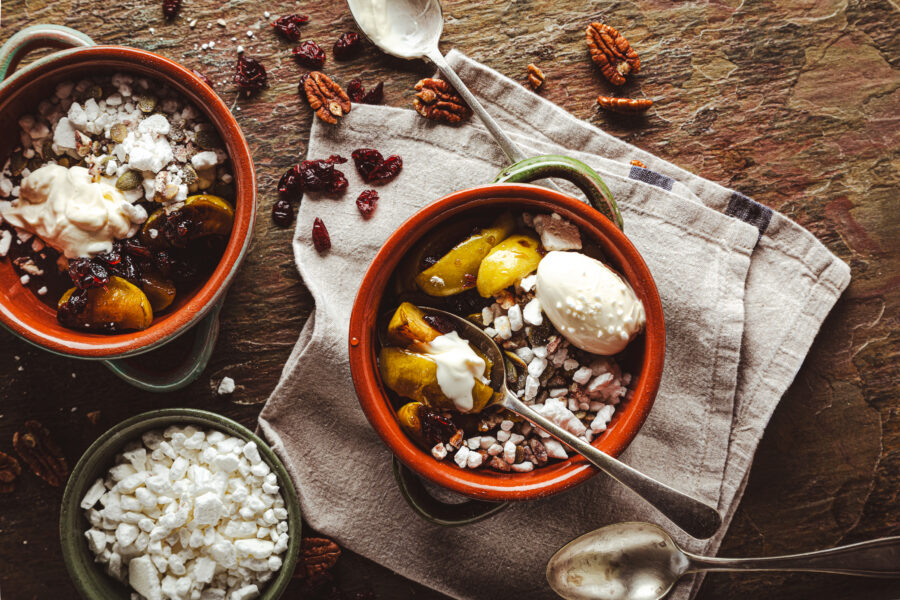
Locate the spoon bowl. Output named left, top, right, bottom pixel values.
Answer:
left=418, top=306, right=721, bottom=540
left=546, top=522, right=688, bottom=600
left=347, top=0, right=443, bottom=59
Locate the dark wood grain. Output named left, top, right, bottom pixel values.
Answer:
left=0, top=0, right=898, bottom=598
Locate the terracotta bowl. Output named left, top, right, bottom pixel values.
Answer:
left=349, top=162, right=665, bottom=505
left=0, top=26, right=255, bottom=384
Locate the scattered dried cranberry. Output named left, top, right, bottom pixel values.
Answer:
left=292, top=41, right=325, bottom=69
left=297, top=73, right=311, bottom=96
left=327, top=155, right=347, bottom=164
left=355, top=190, right=378, bottom=218
left=271, top=14, right=310, bottom=41
left=462, top=273, right=477, bottom=288
left=272, top=198, right=294, bottom=227
left=346, top=79, right=383, bottom=104
left=328, top=170, right=348, bottom=194
left=351, top=148, right=403, bottom=184
left=332, top=32, right=362, bottom=61
left=234, top=56, right=268, bottom=96
left=68, top=258, right=110, bottom=289
left=192, top=69, right=214, bottom=88
left=360, top=81, right=384, bottom=104
left=311, top=218, right=331, bottom=253
left=162, top=0, right=181, bottom=20
left=122, top=238, right=151, bottom=259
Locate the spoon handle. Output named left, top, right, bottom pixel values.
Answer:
left=503, top=393, right=722, bottom=539
left=687, top=537, right=900, bottom=577
left=425, top=48, right=528, bottom=164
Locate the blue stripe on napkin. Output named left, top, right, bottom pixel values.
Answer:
left=628, top=165, right=675, bottom=191
left=724, top=191, right=772, bottom=241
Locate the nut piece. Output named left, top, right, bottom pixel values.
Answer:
left=294, top=537, right=341, bottom=581
left=12, top=420, right=68, bottom=487
left=413, top=78, right=472, bottom=124
left=0, top=451, right=22, bottom=494
left=630, top=159, right=647, bottom=168
left=304, top=71, right=351, bottom=124
left=586, top=22, right=641, bottom=85
left=526, top=63, right=545, bottom=90
left=596, top=95, right=653, bottom=114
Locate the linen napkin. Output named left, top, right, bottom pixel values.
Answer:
left=259, top=50, right=851, bottom=600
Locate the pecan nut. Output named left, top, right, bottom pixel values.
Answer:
left=413, top=78, right=472, bottom=124
left=305, top=72, right=351, bottom=124
left=0, top=451, right=22, bottom=493
left=586, top=23, right=641, bottom=85
left=526, top=63, right=545, bottom=90
left=13, top=420, right=68, bottom=487
left=293, top=537, right=341, bottom=580
left=596, top=95, right=653, bottom=114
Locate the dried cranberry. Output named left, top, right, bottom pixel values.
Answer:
left=162, top=0, right=180, bottom=20
left=351, top=148, right=403, bottom=184
left=57, top=288, right=89, bottom=328
left=326, top=155, right=347, bottom=164
left=68, top=258, right=109, bottom=289
left=152, top=250, right=177, bottom=278
left=329, top=170, right=348, bottom=194
left=360, top=81, right=384, bottom=105
left=278, top=165, right=303, bottom=201
left=346, top=79, right=383, bottom=104
left=192, top=69, right=214, bottom=88
left=332, top=32, right=362, bottom=61
left=234, top=56, right=268, bottom=96
left=462, top=273, right=477, bottom=288
left=292, top=41, right=325, bottom=69
left=297, top=73, right=311, bottom=96
left=272, top=198, right=294, bottom=227
left=311, top=218, right=331, bottom=253
left=298, top=160, right=336, bottom=191
left=122, top=238, right=151, bottom=259
left=355, top=190, right=378, bottom=218
left=270, top=14, right=310, bottom=41
left=419, top=408, right=457, bottom=445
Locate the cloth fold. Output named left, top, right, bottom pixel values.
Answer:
left=259, top=51, right=851, bottom=600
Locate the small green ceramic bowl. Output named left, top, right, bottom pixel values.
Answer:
left=59, top=409, right=301, bottom=600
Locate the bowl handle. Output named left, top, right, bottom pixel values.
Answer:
left=0, top=24, right=95, bottom=82
left=492, top=155, right=624, bottom=231
left=392, top=457, right=508, bottom=526
left=102, top=300, right=223, bottom=392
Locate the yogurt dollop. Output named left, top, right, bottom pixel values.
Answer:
left=536, top=251, right=646, bottom=355
left=0, top=164, right=146, bottom=258
left=424, top=331, right=489, bottom=412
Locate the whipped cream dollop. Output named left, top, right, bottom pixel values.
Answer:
left=0, top=164, right=146, bottom=258
left=424, top=331, right=489, bottom=412
left=536, top=251, right=646, bottom=355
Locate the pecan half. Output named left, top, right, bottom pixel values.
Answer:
left=596, top=96, right=653, bottom=114
left=305, top=72, right=351, bottom=124
left=586, top=23, right=640, bottom=85
left=413, top=78, right=472, bottom=124
left=0, top=451, right=22, bottom=493
left=13, top=420, right=68, bottom=487
left=526, top=63, right=545, bottom=90
left=293, top=537, right=341, bottom=581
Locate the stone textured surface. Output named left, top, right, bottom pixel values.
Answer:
left=0, top=0, right=898, bottom=598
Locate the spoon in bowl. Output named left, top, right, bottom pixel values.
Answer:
left=346, top=0, right=534, bottom=166
left=546, top=521, right=900, bottom=600
left=420, top=307, right=722, bottom=540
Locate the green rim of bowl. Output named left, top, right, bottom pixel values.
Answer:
left=59, top=408, right=301, bottom=600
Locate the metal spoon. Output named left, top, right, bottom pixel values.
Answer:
left=546, top=522, right=900, bottom=600
left=421, top=307, right=722, bottom=540
left=346, top=0, right=530, bottom=165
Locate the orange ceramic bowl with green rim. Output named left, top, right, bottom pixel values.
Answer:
left=348, top=156, right=665, bottom=524
left=0, top=25, right=256, bottom=391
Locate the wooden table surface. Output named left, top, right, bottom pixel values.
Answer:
left=1, top=0, right=898, bottom=598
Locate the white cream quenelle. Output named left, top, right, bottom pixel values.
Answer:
left=0, top=164, right=146, bottom=259
left=536, top=251, right=646, bottom=355
left=423, top=331, right=489, bottom=412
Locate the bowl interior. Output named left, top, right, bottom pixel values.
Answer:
left=349, top=185, right=665, bottom=501
left=0, top=47, right=255, bottom=357
left=59, top=408, right=301, bottom=600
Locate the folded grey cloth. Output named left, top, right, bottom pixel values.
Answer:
left=259, top=51, right=851, bottom=600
